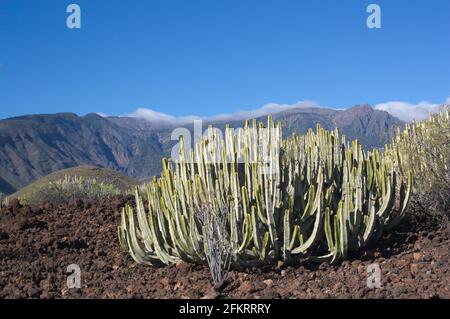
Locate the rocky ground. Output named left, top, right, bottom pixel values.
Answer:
left=0, top=196, right=449, bottom=299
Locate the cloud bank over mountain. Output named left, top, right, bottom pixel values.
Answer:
left=128, top=98, right=449, bottom=125
left=129, top=101, right=323, bottom=126
left=374, top=99, right=449, bottom=122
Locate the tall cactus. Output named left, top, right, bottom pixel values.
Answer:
left=119, top=116, right=412, bottom=266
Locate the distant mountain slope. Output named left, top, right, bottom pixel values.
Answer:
left=0, top=113, right=163, bottom=195
left=271, top=104, right=401, bottom=147
left=0, top=105, right=404, bottom=195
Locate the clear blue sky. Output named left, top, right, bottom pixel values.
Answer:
left=0, top=0, right=449, bottom=119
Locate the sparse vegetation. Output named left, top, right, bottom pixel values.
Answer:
left=11, top=166, right=139, bottom=204
left=385, top=107, right=450, bottom=220
left=119, top=116, right=412, bottom=281
left=20, top=175, right=120, bottom=205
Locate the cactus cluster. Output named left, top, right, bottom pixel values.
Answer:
left=384, top=107, right=449, bottom=176
left=384, top=107, right=449, bottom=213
left=119, top=116, right=412, bottom=267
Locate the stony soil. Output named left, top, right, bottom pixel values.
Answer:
left=0, top=196, right=449, bottom=299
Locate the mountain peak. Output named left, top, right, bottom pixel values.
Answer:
left=346, top=104, right=374, bottom=113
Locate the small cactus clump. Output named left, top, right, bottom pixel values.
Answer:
left=119, top=116, right=412, bottom=268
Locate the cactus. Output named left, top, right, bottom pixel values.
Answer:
left=119, top=116, right=412, bottom=267
left=384, top=107, right=449, bottom=215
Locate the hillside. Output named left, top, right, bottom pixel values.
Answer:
left=0, top=113, right=163, bottom=194
left=0, top=105, right=404, bottom=195
left=10, top=166, right=140, bottom=200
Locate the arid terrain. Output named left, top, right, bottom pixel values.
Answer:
left=0, top=196, right=448, bottom=299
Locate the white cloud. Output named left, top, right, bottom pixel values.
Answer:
left=128, top=100, right=323, bottom=126
left=126, top=98, right=449, bottom=125
left=374, top=100, right=447, bottom=122
left=130, top=108, right=201, bottom=126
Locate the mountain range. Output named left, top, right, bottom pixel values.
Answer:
left=0, top=105, right=404, bottom=195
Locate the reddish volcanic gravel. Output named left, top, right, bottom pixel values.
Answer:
left=0, top=196, right=449, bottom=299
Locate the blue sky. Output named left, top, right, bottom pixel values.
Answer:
left=0, top=0, right=449, bottom=120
